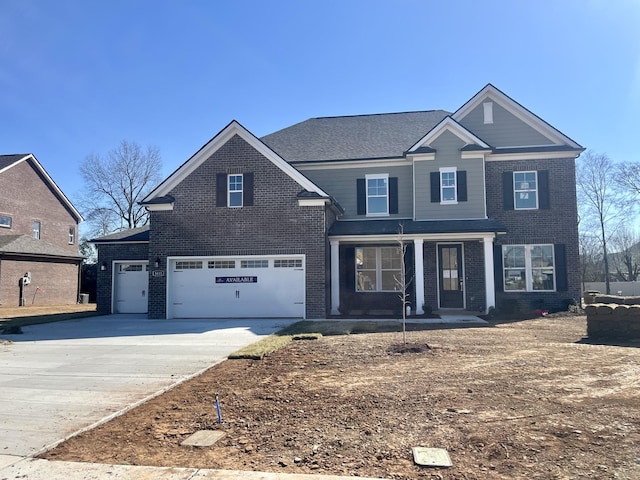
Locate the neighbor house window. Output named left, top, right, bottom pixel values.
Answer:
left=503, top=244, right=555, bottom=292
left=228, top=174, right=243, bottom=208
left=440, top=167, right=457, bottom=204
left=513, top=171, right=538, bottom=209
left=0, top=215, right=11, bottom=228
left=355, top=246, right=402, bottom=292
left=366, top=174, right=389, bottom=215
left=33, top=221, right=41, bottom=239
left=68, top=227, right=75, bottom=244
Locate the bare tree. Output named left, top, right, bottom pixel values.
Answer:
left=576, top=151, right=625, bottom=294
left=610, top=225, right=640, bottom=281
left=79, top=141, right=162, bottom=237
left=579, top=232, right=603, bottom=286
left=615, top=161, right=640, bottom=199
left=395, top=224, right=413, bottom=344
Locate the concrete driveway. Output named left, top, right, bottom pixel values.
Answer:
left=0, top=314, right=296, bottom=461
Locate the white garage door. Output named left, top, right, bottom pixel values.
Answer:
left=113, top=262, right=149, bottom=314
left=168, top=256, right=305, bottom=319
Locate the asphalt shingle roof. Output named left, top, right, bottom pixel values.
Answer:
left=0, top=154, right=29, bottom=170
left=0, top=235, right=83, bottom=259
left=261, top=110, right=451, bottom=163
left=90, top=225, right=150, bottom=243
left=329, top=219, right=506, bottom=237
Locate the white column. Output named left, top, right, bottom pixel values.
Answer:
left=330, top=240, right=340, bottom=315
left=414, top=238, right=425, bottom=315
left=483, top=237, right=495, bottom=313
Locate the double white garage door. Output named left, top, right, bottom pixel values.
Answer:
left=167, top=256, right=305, bottom=319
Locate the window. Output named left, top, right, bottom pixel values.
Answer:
left=33, top=221, right=41, bottom=239
left=355, top=246, right=402, bottom=292
left=366, top=174, right=389, bottom=215
left=68, top=227, right=75, bottom=244
left=440, top=167, right=457, bottom=203
left=483, top=101, right=494, bottom=124
left=228, top=174, right=243, bottom=208
left=119, top=264, right=147, bottom=272
left=175, top=261, right=203, bottom=270
left=513, top=171, right=538, bottom=210
left=209, top=260, right=235, bottom=269
left=0, top=215, right=11, bottom=228
left=503, top=244, right=555, bottom=292
left=241, top=259, right=268, bottom=268
left=274, top=259, right=303, bottom=268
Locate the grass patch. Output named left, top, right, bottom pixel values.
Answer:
left=227, top=319, right=457, bottom=360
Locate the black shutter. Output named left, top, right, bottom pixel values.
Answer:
left=555, top=244, right=568, bottom=291
left=430, top=172, right=440, bottom=203
left=503, top=171, right=514, bottom=210
left=243, top=172, right=254, bottom=206
left=494, top=244, right=504, bottom=292
left=457, top=170, right=467, bottom=202
left=538, top=170, right=550, bottom=210
left=356, top=178, right=366, bottom=215
left=216, top=173, right=227, bottom=207
left=389, top=177, right=398, bottom=214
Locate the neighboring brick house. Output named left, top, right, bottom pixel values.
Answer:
left=0, top=154, right=83, bottom=306
left=92, top=84, right=583, bottom=318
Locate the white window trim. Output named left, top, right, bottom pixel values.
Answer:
left=33, top=221, right=41, bottom=240
left=355, top=246, right=401, bottom=292
left=365, top=173, right=389, bottom=216
left=228, top=174, right=243, bottom=208
left=513, top=171, right=539, bottom=210
left=68, top=227, right=75, bottom=245
left=503, top=244, right=556, bottom=292
left=439, top=167, right=458, bottom=205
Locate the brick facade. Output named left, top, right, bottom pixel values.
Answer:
left=0, top=157, right=82, bottom=306
left=147, top=134, right=330, bottom=319
left=485, top=157, right=581, bottom=311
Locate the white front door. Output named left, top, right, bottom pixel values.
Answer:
left=167, top=256, right=305, bottom=318
left=113, top=262, right=149, bottom=314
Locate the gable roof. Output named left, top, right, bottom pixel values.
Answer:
left=0, top=154, right=84, bottom=222
left=143, top=120, right=329, bottom=202
left=261, top=110, right=450, bottom=163
left=452, top=84, right=583, bottom=150
left=407, top=116, right=492, bottom=153
left=0, top=235, right=83, bottom=259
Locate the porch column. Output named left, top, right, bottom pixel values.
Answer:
left=330, top=240, right=340, bottom=315
left=414, top=238, right=425, bottom=315
left=483, top=237, right=495, bottom=313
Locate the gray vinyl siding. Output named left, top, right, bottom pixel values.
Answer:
left=300, top=164, right=413, bottom=220
left=458, top=102, right=552, bottom=147
left=414, top=130, right=485, bottom=220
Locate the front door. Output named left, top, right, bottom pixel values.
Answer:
left=438, top=244, right=464, bottom=309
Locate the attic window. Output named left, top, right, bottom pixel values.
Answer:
left=0, top=215, right=11, bottom=228
left=483, top=102, right=493, bottom=124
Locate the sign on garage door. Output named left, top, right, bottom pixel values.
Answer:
left=168, top=256, right=305, bottom=318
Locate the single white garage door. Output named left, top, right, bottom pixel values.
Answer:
left=168, top=256, right=305, bottom=319
left=113, top=262, right=149, bottom=314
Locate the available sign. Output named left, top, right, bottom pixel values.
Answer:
left=216, top=276, right=257, bottom=284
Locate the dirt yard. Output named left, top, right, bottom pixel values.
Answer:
left=44, top=315, right=640, bottom=479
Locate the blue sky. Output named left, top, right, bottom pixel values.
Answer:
left=1, top=0, right=639, bottom=226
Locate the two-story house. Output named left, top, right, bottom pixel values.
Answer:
left=0, top=154, right=83, bottom=306
left=92, top=84, right=582, bottom=318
